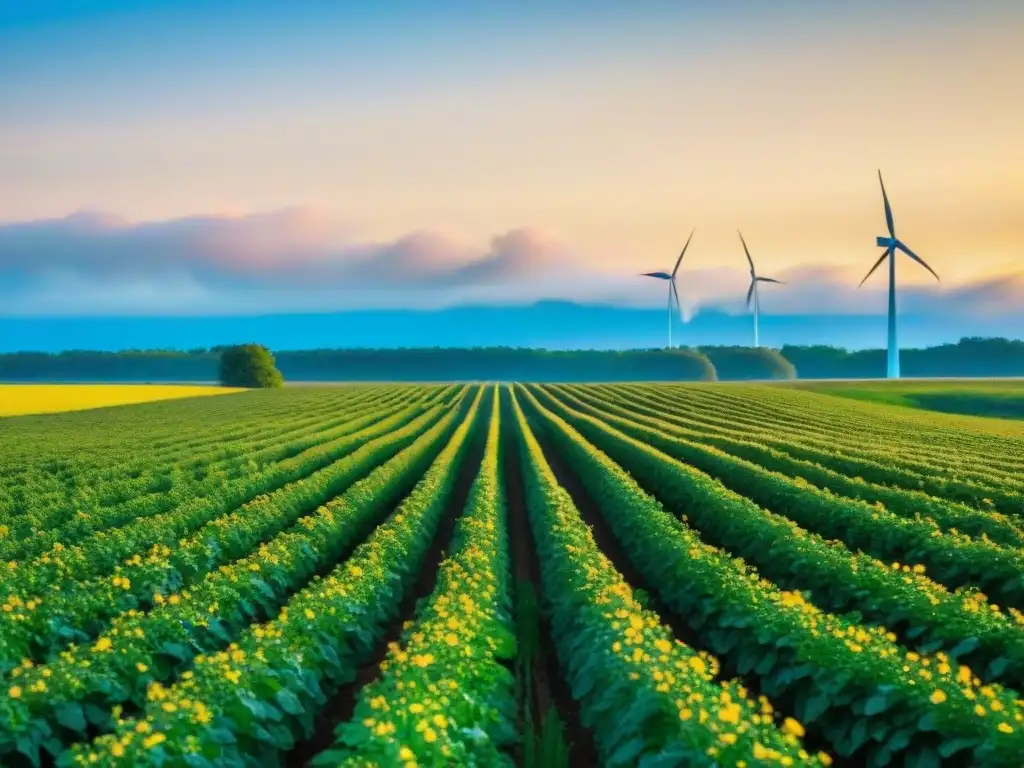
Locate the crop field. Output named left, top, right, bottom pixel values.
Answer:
left=790, top=380, right=1024, bottom=423
left=0, top=385, right=239, bottom=418
left=1, top=382, right=1024, bottom=767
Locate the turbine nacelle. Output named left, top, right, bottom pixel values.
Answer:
left=876, top=236, right=897, bottom=249
left=639, top=228, right=695, bottom=348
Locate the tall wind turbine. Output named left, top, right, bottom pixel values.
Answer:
left=738, top=231, right=783, bottom=348
left=859, top=171, right=940, bottom=379
left=641, top=229, right=695, bottom=348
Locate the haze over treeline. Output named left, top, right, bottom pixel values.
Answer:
left=3, top=303, right=1023, bottom=354
left=2, top=338, right=1022, bottom=383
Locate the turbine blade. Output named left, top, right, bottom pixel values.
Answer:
left=670, top=279, right=682, bottom=319
left=745, top=279, right=756, bottom=309
left=858, top=249, right=890, bottom=288
left=878, top=170, right=895, bottom=238
left=640, top=272, right=672, bottom=279
left=738, top=230, right=755, bottom=274
left=895, top=241, right=940, bottom=282
left=757, top=277, right=784, bottom=284
left=672, top=228, right=695, bottom=278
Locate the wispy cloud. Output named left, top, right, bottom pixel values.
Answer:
left=0, top=208, right=1021, bottom=317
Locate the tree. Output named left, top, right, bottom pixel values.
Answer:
left=218, top=344, right=284, bottom=388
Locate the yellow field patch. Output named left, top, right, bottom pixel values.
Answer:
left=0, top=384, right=241, bottom=417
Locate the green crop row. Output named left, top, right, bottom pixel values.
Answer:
left=0, top=387, right=406, bottom=562
left=628, top=385, right=1024, bottom=509
left=516, top=384, right=1024, bottom=767
left=648, top=384, right=1024, bottom=476
left=0, top=393, right=475, bottom=764
left=550, top=386, right=1024, bottom=611
left=0, top=387, right=373, bottom=519
left=509, top=388, right=826, bottom=767
left=57, top=388, right=487, bottom=767
left=562, top=385, right=1024, bottom=549
left=319, top=385, right=519, bottom=767
left=0, top=388, right=456, bottom=674
left=534, top=386, right=1024, bottom=690
left=623, top=383, right=1023, bottom=500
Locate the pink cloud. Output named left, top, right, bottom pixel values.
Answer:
left=0, top=207, right=1021, bottom=317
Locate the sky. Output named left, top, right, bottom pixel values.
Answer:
left=1, top=0, right=1022, bottom=324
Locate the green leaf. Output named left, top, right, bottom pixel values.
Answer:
left=608, top=737, right=646, bottom=766
left=948, top=637, right=980, bottom=659
left=938, top=736, right=978, bottom=758
left=55, top=702, right=87, bottom=733
left=275, top=689, right=304, bottom=716
left=863, top=693, right=890, bottom=716
left=988, top=656, right=1011, bottom=677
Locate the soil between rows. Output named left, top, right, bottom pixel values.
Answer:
left=289, top=391, right=491, bottom=765
left=502, top=392, right=596, bottom=767
left=523, top=389, right=849, bottom=765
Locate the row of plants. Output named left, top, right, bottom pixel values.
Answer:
left=563, top=385, right=1024, bottom=549
left=650, top=383, right=1024, bottom=477
left=0, top=387, right=409, bottom=561
left=318, top=385, right=520, bottom=766
left=55, top=388, right=488, bottom=767
left=508, top=388, right=827, bottom=767
left=543, top=385, right=1024, bottom=613
left=646, top=381, right=1022, bottom=476
left=696, top=385, right=1024, bottom=498
left=534, top=386, right=1024, bottom=689
left=0, top=388, right=458, bottom=674
left=0, top=388, right=478, bottom=763
left=0, top=386, right=364, bottom=496
left=516, top=385, right=1024, bottom=766
left=623, top=385, right=1023, bottom=510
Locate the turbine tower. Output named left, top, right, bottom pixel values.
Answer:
left=738, top=231, right=783, bottom=348
left=641, top=228, right=695, bottom=348
left=858, top=171, right=940, bottom=379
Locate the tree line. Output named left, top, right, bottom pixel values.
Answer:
left=0, top=338, right=1020, bottom=382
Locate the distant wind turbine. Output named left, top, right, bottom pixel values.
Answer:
left=640, top=229, right=695, bottom=348
left=858, top=171, right=940, bottom=379
left=738, top=231, right=783, bottom=348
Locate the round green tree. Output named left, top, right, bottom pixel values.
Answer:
left=218, top=344, right=284, bottom=388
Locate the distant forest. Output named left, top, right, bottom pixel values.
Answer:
left=0, top=338, right=1021, bottom=382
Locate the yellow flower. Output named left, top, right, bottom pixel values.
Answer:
left=399, top=747, right=414, bottom=760
left=93, top=637, right=113, bottom=652
left=998, top=722, right=1014, bottom=734
left=930, top=690, right=947, bottom=704
left=136, top=662, right=149, bottom=673
left=782, top=717, right=805, bottom=738
left=8, top=686, right=21, bottom=699
left=143, top=732, right=166, bottom=749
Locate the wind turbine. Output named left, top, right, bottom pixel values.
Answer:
left=738, top=231, right=783, bottom=348
left=640, top=228, right=695, bottom=348
left=858, top=171, right=940, bottom=379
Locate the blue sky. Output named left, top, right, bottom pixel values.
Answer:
left=0, top=1, right=1022, bottom=322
